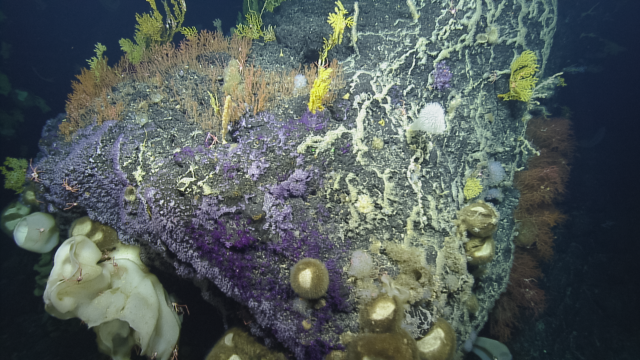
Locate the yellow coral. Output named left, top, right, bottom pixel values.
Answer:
left=498, top=50, right=539, bottom=102
left=1, top=157, right=28, bottom=194
left=262, top=25, right=276, bottom=42
left=235, top=10, right=264, bottom=40
left=135, top=1, right=164, bottom=43
left=236, top=0, right=281, bottom=42
left=307, top=66, right=333, bottom=114
left=179, top=26, right=198, bottom=39
left=120, top=0, right=188, bottom=63
left=320, top=1, right=354, bottom=62
left=220, top=95, right=232, bottom=144
left=119, top=34, right=146, bottom=64
left=327, top=1, right=353, bottom=46
left=86, top=43, right=108, bottom=81
left=263, top=0, right=288, bottom=12
left=463, top=177, right=483, bottom=201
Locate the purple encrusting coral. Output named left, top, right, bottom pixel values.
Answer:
left=32, top=108, right=357, bottom=359
left=336, top=100, right=351, bottom=121
left=173, top=146, right=197, bottom=164
left=189, top=196, right=352, bottom=358
left=432, top=61, right=452, bottom=91
left=299, top=109, right=329, bottom=131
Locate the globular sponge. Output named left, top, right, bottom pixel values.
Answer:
left=409, top=102, right=446, bottom=134
left=486, top=161, right=506, bottom=186
left=484, top=188, right=504, bottom=202
left=455, top=200, right=500, bottom=238
left=347, top=250, right=374, bottom=278
left=290, top=258, right=330, bottom=300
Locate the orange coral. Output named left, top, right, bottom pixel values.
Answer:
left=490, top=117, right=574, bottom=341
left=526, top=117, right=575, bottom=157
left=514, top=117, right=574, bottom=258
left=514, top=205, right=565, bottom=260
left=490, top=250, right=546, bottom=342
left=515, top=153, right=569, bottom=209
left=59, top=31, right=345, bottom=140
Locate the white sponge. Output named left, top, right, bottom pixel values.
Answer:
left=409, top=102, right=446, bottom=134
left=347, top=250, right=374, bottom=279
left=44, top=235, right=181, bottom=360
left=13, top=212, right=59, bottom=253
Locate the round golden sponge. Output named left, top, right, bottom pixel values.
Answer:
left=290, top=258, right=330, bottom=300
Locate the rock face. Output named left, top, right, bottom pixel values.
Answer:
left=31, top=0, right=560, bottom=358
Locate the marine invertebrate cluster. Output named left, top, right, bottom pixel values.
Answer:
left=415, top=319, right=457, bottom=360
left=44, top=220, right=181, bottom=360
left=13, top=212, right=59, bottom=253
left=347, top=295, right=419, bottom=360
left=13, top=0, right=566, bottom=357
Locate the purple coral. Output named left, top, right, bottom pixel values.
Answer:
left=248, top=158, right=270, bottom=180
left=32, top=109, right=356, bottom=360
left=299, top=110, right=328, bottom=131
left=268, top=169, right=312, bottom=200
left=432, top=61, right=452, bottom=91
left=336, top=100, right=351, bottom=121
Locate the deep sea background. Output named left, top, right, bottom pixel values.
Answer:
left=1, top=0, right=639, bottom=359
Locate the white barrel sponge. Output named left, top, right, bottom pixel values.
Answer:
left=409, top=102, right=446, bottom=134
left=13, top=212, right=59, bottom=253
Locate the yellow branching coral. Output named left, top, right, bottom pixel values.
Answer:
left=307, top=66, right=333, bottom=114
left=87, top=43, right=108, bottom=82
left=135, top=0, right=165, bottom=43
left=463, top=177, right=483, bottom=201
left=320, top=1, right=354, bottom=62
left=264, top=0, right=288, bottom=12
left=220, top=95, right=232, bottom=144
left=498, top=50, right=539, bottom=102
left=327, top=1, right=353, bottom=46
left=119, top=33, right=146, bottom=64
left=1, top=157, right=28, bottom=194
left=120, top=0, right=188, bottom=63
left=262, top=25, right=276, bottom=42
left=235, top=0, right=278, bottom=43
left=236, top=11, right=264, bottom=40
left=179, top=26, right=198, bottom=40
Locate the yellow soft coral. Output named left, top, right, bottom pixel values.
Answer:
left=1, top=157, right=28, bottom=194
left=307, top=66, right=333, bottom=114
left=498, top=50, right=539, bottom=102
left=463, top=177, right=483, bottom=201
